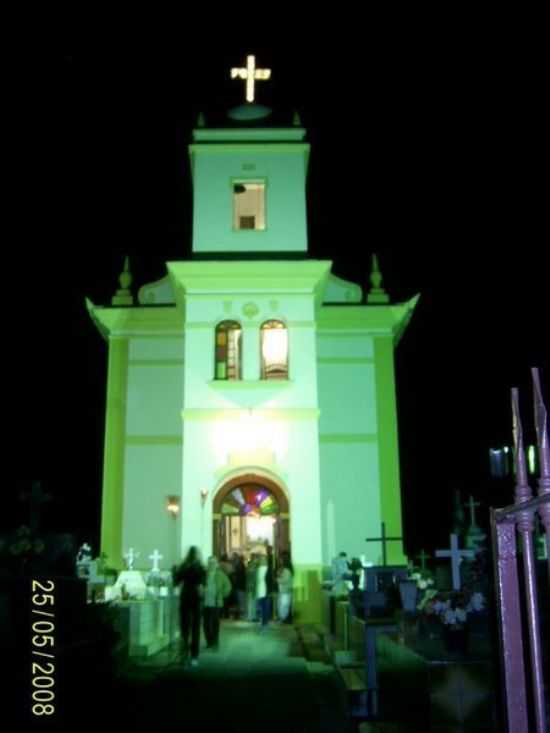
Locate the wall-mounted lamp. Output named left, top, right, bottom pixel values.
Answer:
left=200, top=488, right=209, bottom=507
left=166, top=496, right=180, bottom=518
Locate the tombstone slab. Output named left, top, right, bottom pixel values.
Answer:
left=113, top=570, right=147, bottom=600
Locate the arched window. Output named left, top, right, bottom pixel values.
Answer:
left=215, top=321, right=242, bottom=380
left=260, top=320, right=288, bottom=380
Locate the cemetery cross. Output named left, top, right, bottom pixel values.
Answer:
left=365, top=522, right=403, bottom=567
left=435, top=533, right=474, bottom=590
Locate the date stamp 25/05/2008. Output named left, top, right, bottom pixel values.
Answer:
left=30, top=579, right=56, bottom=717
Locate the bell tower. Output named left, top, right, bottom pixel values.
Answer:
left=189, top=55, right=310, bottom=257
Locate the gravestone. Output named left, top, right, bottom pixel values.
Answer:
left=398, top=580, right=419, bottom=613
left=113, top=571, right=147, bottom=600
left=364, top=566, right=408, bottom=618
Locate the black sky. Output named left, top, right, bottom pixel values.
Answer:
left=8, top=45, right=548, bottom=555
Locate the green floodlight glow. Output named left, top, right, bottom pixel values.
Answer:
left=528, top=445, right=536, bottom=474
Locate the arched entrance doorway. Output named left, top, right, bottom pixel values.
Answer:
left=212, top=474, right=290, bottom=560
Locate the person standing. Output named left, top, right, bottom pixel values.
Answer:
left=332, top=552, right=351, bottom=596
left=265, top=543, right=275, bottom=622
left=277, top=553, right=294, bottom=623
left=173, top=546, right=206, bottom=667
left=256, top=555, right=270, bottom=630
left=219, top=553, right=234, bottom=619
left=229, top=553, right=245, bottom=619
left=203, top=556, right=231, bottom=649
left=246, top=554, right=258, bottom=621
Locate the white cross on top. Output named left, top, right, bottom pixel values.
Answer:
left=231, top=55, right=271, bottom=103
left=149, top=549, right=163, bottom=572
left=124, top=548, right=139, bottom=570
left=435, top=534, right=474, bottom=590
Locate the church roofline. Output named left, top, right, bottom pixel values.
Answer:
left=167, top=259, right=331, bottom=312
left=85, top=298, right=182, bottom=339
left=318, top=293, right=420, bottom=346
left=192, top=128, right=306, bottom=143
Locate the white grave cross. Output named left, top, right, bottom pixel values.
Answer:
left=124, top=548, right=139, bottom=570
left=149, top=549, right=163, bottom=572
left=435, top=533, right=474, bottom=590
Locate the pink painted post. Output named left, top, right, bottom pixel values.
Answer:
left=532, top=367, right=550, bottom=581
left=491, top=515, right=528, bottom=732
left=512, top=388, right=546, bottom=733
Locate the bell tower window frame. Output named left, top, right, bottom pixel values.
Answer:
left=260, top=320, right=289, bottom=380
left=215, top=320, right=242, bottom=381
left=232, top=179, right=267, bottom=232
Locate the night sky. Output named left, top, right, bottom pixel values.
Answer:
left=8, top=46, right=548, bottom=558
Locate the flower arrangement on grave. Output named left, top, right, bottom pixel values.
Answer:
left=409, top=569, right=435, bottom=592
left=418, top=588, right=485, bottom=630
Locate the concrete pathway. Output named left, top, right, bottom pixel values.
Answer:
left=116, top=620, right=353, bottom=732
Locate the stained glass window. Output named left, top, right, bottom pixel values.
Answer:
left=221, top=486, right=279, bottom=516
left=215, top=321, right=242, bottom=380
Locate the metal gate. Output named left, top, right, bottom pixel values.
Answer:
left=491, top=368, right=549, bottom=732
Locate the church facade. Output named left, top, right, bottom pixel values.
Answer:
left=87, top=90, right=418, bottom=622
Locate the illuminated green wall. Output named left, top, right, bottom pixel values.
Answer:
left=100, top=337, right=128, bottom=569
left=120, top=336, right=185, bottom=568
left=88, top=117, right=418, bottom=624
left=190, top=128, right=309, bottom=254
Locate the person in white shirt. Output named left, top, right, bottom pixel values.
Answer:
left=255, top=555, right=269, bottom=629
left=203, top=556, right=231, bottom=650
left=276, top=554, right=294, bottom=622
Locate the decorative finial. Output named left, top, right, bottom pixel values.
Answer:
left=366, top=253, right=390, bottom=304
left=532, top=368, right=549, bottom=480
left=511, top=388, right=532, bottom=504
left=230, top=55, right=271, bottom=103
left=111, top=256, right=134, bottom=306
left=532, top=369, right=550, bottom=572
left=197, top=112, right=206, bottom=128
left=293, top=111, right=302, bottom=127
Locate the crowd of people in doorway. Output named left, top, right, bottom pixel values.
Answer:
left=172, top=544, right=294, bottom=667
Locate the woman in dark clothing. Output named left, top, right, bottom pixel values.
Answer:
left=265, top=544, right=275, bottom=622
left=280, top=551, right=294, bottom=623
left=172, top=546, right=206, bottom=666
left=232, top=553, right=247, bottom=619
